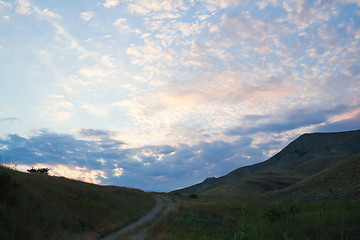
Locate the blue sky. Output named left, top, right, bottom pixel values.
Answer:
left=0, top=0, right=359, bottom=192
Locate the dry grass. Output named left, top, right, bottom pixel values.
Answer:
left=0, top=166, right=155, bottom=240
left=146, top=197, right=360, bottom=240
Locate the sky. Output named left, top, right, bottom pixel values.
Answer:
left=0, top=0, right=359, bottom=192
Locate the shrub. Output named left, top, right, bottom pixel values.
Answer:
left=27, top=167, right=50, bottom=175
left=189, top=194, right=198, bottom=199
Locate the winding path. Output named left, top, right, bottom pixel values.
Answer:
left=101, top=194, right=175, bottom=240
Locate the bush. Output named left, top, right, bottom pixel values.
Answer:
left=27, top=168, right=50, bottom=175
left=189, top=194, right=198, bottom=199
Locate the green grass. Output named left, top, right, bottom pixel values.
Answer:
left=146, top=198, right=360, bottom=240
left=0, top=166, right=155, bottom=240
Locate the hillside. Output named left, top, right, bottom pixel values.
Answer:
left=267, top=153, right=360, bottom=200
left=172, top=129, right=360, bottom=199
left=0, top=166, right=155, bottom=240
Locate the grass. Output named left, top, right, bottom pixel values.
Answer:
left=146, top=197, right=360, bottom=240
left=150, top=152, right=360, bottom=239
left=0, top=166, right=155, bottom=240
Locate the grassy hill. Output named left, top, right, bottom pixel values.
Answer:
left=0, top=166, right=154, bottom=240
left=267, top=153, right=360, bottom=201
left=147, top=130, right=360, bottom=240
left=173, top=129, right=360, bottom=200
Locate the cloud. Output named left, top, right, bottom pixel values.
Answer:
left=0, top=130, right=271, bottom=191
left=127, top=0, right=187, bottom=16
left=225, top=105, right=351, bottom=136
left=80, top=11, right=95, bottom=21
left=0, top=1, right=12, bottom=10
left=341, top=0, right=360, bottom=7
left=75, top=128, right=122, bottom=142
left=15, top=0, right=32, bottom=15
left=79, top=65, right=115, bottom=78
left=46, top=95, right=74, bottom=122
left=113, top=167, right=124, bottom=177
left=23, top=3, right=95, bottom=59
left=101, top=55, right=116, bottom=68
left=113, top=17, right=127, bottom=26
left=315, top=113, right=360, bottom=133
left=42, top=8, right=62, bottom=19
left=103, top=0, right=119, bottom=8
left=81, top=105, right=108, bottom=117
left=205, top=0, right=244, bottom=10
left=48, top=164, right=107, bottom=184
left=0, top=117, right=19, bottom=122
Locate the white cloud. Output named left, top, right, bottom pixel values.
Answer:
left=47, top=95, right=75, bottom=122
left=79, top=65, right=115, bottom=78
left=283, top=1, right=293, bottom=12
left=127, top=0, right=187, bottom=17
left=178, top=22, right=200, bottom=37
left=42, top=8, right=62, bottom=19
left=113, top=167, right=124, bottom=177
left=103, top=0, right=119, bottom=8
left=113, top=17, right=127, bottom=26
left=16, top=0, right=32, bottom=15
left=113, top=17, right=131, bottom=32
left=101, top=55, right=116, bottom=68
left=82, top=104, right=108, bottom=117
left=0, top=1, right=12, bottom=9
left=80, top=11, right=95, bottom=21
left=51, top=164, right=107, bottom=184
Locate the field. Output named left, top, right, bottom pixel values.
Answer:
left=0, top=166, right=155, bottom=240
left=146, top=196, right=360, bottom=240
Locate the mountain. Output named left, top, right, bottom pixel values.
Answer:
left=172, top=129, right=360, bottom=199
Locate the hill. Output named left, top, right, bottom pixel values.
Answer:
left=0, top=166, right=154, bottom=240
left=172, top=129, right=360, bottom=199
left=267, top=153, right=360, bottom=200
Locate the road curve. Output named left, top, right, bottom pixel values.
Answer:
left=100, top=194, right=174, bottom=240
left=130, top=195, right=176, bottom=240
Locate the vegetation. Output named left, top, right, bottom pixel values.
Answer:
left=0, top=165, right=155, bottom=240
left=27, top=167, right=50, bottom=175
left=151, top=130, right=360, bottom=239
left=146, top=198, right=360, bottom=240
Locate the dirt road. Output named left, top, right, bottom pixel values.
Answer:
left=100, top=194, right=175, bottom=240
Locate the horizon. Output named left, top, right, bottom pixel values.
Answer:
left=1, top=0, right=360, bottom=192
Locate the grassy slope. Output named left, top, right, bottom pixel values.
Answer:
left=0, top=166, right=155, bottom=240
left=146, top=198, right=360, bottom=240
left=267, top=153, right=360, bottom=201
left=147, top=154, right=360, bottom=239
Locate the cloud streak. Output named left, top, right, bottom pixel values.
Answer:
left=0, top=118, right=19, bottom=122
